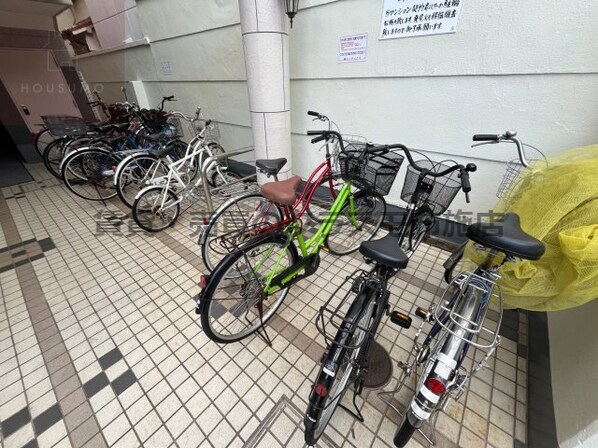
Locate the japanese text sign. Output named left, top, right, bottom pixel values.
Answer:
left=380, top=0, right=464, bottom=40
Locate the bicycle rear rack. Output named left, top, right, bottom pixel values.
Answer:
left=315, top=269, right=381, bottom=352
left=434, top=270, right=503, bottom=350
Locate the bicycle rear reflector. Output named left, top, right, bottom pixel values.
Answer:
left=199, top=274, right=208, bottom=289
left=314, top=383, right=327, bottom=397
left=425, top=377, right=446, bottom=395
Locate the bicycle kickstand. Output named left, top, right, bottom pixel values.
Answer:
left=339, top=376, right=365, bottom=423
left=254, top=299, right=273, bottom=348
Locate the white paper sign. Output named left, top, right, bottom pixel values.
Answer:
left=160, top=60, right=172, bottom=75
left=339, top=33, right=368, bottom=63
left=379, top=0, right=464, bottom=40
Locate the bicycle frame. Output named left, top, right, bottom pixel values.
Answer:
left=258, top=178, right=355, bottom=295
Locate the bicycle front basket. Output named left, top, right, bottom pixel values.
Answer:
left=339, top=141, right=404, bottom=196
left=400, top=160, right=461, bottom=215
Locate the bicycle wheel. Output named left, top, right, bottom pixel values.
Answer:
left=43, top=137, right=72, bottom=178
left=34, top=128, right=54, bottom=157
left=115, top=153, right=167, bottom=208
left=325, top=191, right=386, bottom=255
left=200, top=192, right=283, bottom=272
left=209, top=169, right=242, bottom=189
left=61, top=148, right=120, bottom=201
left=305, top=172, right=346, bottom=223
left=199, top=233, right=298, bottom=343
left=400, top=207, right=434, bottom=257
left=132, top=186, right=180, bottom=232
left=304, top=297, right=375, bottom=445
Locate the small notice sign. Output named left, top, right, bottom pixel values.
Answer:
left=379, top=0, right=464, bottom=40
left=339, top=33, right=368, bottom=63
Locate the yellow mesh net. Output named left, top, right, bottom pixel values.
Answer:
left=463, top=144, right=598, bottom=311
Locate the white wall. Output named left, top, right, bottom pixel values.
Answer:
left=548, top=301, right=598, bottom=448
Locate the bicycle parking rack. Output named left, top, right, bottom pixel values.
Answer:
left=200, top=146, right=259, bottom=213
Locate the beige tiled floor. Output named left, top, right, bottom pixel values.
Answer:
left=0, top=164, right=527, bottom=448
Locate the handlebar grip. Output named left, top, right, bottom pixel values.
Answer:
left=307, top=130, right=325, bottom=136
left=204, top=119, right=212, bottom=126
left=311, top=135, right=327, bottom=144
left=307, top=110, right=320, bottom=117
left=166, top=96, right=175, bottom=100
left=460, top=171, right=471, bottom=193
left=472, top=134, right=500, bottom=142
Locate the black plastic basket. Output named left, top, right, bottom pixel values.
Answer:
left=42, top=115, right=88, bottom=137
left=400, top=160, right=461, bottom=215
left=339, top=141, right=404, bottom=196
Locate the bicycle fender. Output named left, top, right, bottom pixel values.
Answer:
left=443, top=241, right=467, bottom=270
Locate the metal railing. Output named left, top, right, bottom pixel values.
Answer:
left=200, top=146, right=258, bottom=213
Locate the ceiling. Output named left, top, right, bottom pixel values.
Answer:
left=0, top=0, right=71, bottom=17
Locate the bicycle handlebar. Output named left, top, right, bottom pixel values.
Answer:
left=472, top=130, right=529, bottom=168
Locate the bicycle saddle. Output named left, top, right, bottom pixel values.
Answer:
left=466, top=213, right=545, bottom=260
left=111, top=123, right=130, bottom=132
left=256, top=158, right=287, bottom=176
left=90, top=123, right=112, bottom=133
left=359, top=234, right=409, bottom=269
left=144, top=131, right=166, bottom=142
left=260, top=175, right=301, bottom=206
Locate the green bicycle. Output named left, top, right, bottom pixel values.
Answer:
left=195, top=130, right=403, bottom=343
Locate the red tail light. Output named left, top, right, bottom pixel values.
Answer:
left=202, top=216, right=208, bottom=225
left=425, top=377, right=446, bottom=395
left=314, top=383, right=327, bottom=397
left=199, top=274, right=208, bottom=289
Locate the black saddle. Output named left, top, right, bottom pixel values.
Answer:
left=256, top=158, right=287, bottom=176
left=111, top=123, right=130, bottom=132
left=145, top=131, right=166, bottom=142
left=359, top=233, right=409, bottom=269
left=467, top=213, right=544, bottom=260
left=90, top=123, right=112, bottom=133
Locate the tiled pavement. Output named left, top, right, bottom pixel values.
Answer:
left=0, top=164, right=528, bottom=448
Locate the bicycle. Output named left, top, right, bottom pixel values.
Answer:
left=198, top=110, right=363, bottom=273
left=59, top=119, right=182, bottom=202
left=443, top=131, right=546, bottom=283
left=131, top=122, right=237, bottom=232
left=376, top=135, right=545, bottom=448
left=194, top=130, right=401, bottom=344
left=113, top=107, right=225, bottom=208
left=302, top=144, right=475, bottom=446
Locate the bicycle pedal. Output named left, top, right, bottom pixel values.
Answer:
left=390, top=310, right=412, bottom=329
left=415, top=307, right=430, bottom=320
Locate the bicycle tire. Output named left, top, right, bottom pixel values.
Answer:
left=305, top=172, right=345, bottom=223
left=209, top=169, right=242, bottom=189
left=61, top=147, right=120, bottom=201
left=43, top=137, right=72, bottom=179
left=200, top=192, right=283, bottom=273
left=114, top=153, right=166, bottom=208
left=400, top=207, right=434, bottom=257
left=325, top=190, right=386, bottom=255
left=34, top=128, right=54, bottom=157
left=199, top=233, right=298, bottom=343
left=393, top=417, right=418, bottom=448
left=304, top=293, right=374, bottom=445
left=132, top=185, right=181, bottom=232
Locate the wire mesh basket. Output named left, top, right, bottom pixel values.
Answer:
left=400, top=160, right=461, bottom=215
left=42, top=115, right=88, bottom=137
left=496, top=159, right=535, bottom=198
left=339, top=140, right=404, bottom=196
left=166, top=116, right=184, bottom=137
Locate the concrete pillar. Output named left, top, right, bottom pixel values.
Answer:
left=238, top=0, right=291, bottom=182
